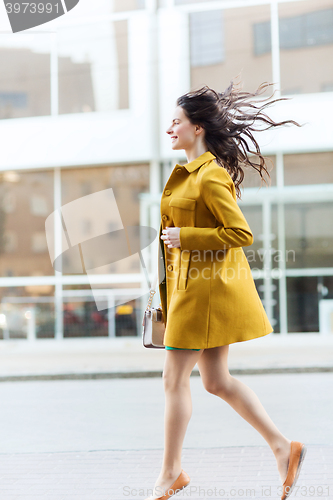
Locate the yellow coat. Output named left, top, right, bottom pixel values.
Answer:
left=158, top=151, right=273, bottom=349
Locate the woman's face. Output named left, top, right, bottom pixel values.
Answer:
left=166, top=106, right=202, bottom=150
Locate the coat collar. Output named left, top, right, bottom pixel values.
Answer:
left=181, top=151, right=216, bottom=173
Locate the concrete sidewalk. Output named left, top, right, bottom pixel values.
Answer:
left=0, top=333, right=333, bottom=381
left=0, top=446, right=331, bottom=500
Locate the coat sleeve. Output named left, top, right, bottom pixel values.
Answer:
left=179, top=167, right=253, bottom=251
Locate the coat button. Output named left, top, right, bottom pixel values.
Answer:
left=164, top=189, right=171, bottom=196
left=176, top=168, right=182, bottom=174
left=167, top=265, right=173, bottom=271
left=162, top=214, right=168, bottom=221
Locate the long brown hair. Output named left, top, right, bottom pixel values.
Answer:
left=176, top=82, right=301, bottom=199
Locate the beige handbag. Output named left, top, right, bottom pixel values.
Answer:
left=142, top=275, right=165, bottom=349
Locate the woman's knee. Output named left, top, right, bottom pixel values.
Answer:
left=203, top=375, right=233, bottom=398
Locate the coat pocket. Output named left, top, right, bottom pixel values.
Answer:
left=177, top=249, right=191, bottom=291
left=169, top=197, right=196, bottom=227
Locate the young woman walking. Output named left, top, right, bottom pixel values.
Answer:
left=145, top=83, right=307, bottom=500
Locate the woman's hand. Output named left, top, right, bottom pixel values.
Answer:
left=160, top=227, right=181, bottom=248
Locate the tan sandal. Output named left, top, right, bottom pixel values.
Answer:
left=281, top=441, right=307, bottom=500
left=145, top=469, right=190, bottom=500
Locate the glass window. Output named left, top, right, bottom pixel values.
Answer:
left=240, top=202, right=279, bottom=274
left=0, top=170, right=54, bottom=277
left=3, top=231, right=17, bottom=253
left=190, top=5, right=272, bottom=94
left=61, top=164, right=149, bottom=276
left=272, top=278, right=280, bottom=333
left=190, top=10, right=224, bottom=67
left=239, top=205, right=263, bottom=270
left=287, top=276, right=319, bottom=332
left=57, top=20, right=129, bottom=113
left=62, top=285, right=141, bottom=338
left=255, top=278, right=264, bottom=301
left=271, top=206, right=281, bottom=333
left=31, top=232, right=48, bottom=253
left=280, top=14, right=308, bottom=50
left=284, top=202, right=333, bottom=269
left=62, top=286, right=108, bottom=338
left=305, top=8, right=333, bottom=47
left=30, top=195, right=49, bottom=216
left=256, top=278, right=280, bottom=333
left=254, top=6, right=333, bottom=54
left=271, top=204, right=280, bottom=270
left=0, top=286, right=55, bottom=339
left=279, top=1, right=333, bottom=94
left=283, top=152, right=333, bottom=186
left=253, top=20, right=271, bottom=56
left=0, top=33, right=51, bottom=120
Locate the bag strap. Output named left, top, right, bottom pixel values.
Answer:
left=145, top=288, right=156, bottom=313
left=144, top=235, right=163, bottom=312
left=145, top=271, right=158, bottom=312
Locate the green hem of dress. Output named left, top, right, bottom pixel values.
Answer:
left=165, top=346, right=201, bottom=351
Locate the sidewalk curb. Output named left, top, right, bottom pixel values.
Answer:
left=0, top=365, right=332, bottom=382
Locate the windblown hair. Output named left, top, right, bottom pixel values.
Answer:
left=176, top=82, right=301, bottom=199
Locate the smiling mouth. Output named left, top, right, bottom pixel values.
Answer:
left=171, top=136, right=178, bottom=141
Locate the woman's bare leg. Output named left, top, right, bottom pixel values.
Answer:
left=146, top=348, right=203, bottom=499
left=197, top=345, right=292, bottom=484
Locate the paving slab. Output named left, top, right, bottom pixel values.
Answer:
left=0, top=446, right=331, bottom=500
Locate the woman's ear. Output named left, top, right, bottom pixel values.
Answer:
left=195, top=124, right=204, bottom=136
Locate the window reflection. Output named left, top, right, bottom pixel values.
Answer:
left=0, top=286, right=55, bottom=339
left=254, top=7, right=333, bottom=55
left=61, top=164, right=149, bottom=275
left=190, top=10, right=225, bottom=67
left=0, top=171, right=54, bottom=277
left=284, top=152, right=333, bottom=186
left=239, top=205, right=263, bottom=270
left=285, top=202, right=333, bottom=269
left=58, top=20, right=129, bottom=113
left=62, top=286, right=140, bottom=338
left=0, top=46, right=51, bottom=119
left=272, top=278, right=280, bottom=333
left=279, top=0, right=333, bottom=94
left=190, top=5, right=272, bottom=93
left=256, top=278, right=280, bottom=333
left=287, top=276, right=319, bottom=332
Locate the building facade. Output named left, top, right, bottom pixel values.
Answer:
left=0, top=0, right=332, bottom=339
